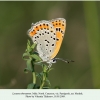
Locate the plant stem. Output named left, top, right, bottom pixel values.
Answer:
left=32, top=72, right=36, bottom=84
left=39, top=72, right=46, bottom=89
left=39, top=64, right=47, bottom=89
left=31, top=59, right=36, bottom=85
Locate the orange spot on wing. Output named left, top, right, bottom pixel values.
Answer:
left=56, top=22, right=59, bottom=27
left=43, top=24, right=47, bottom=29
left=29, top=31, right=36, bottom=36
left=40, top=25, right=42, bottom=29
left=38, top=26, right=40, bottom=30
left=35, top=26, right=39, bottom=31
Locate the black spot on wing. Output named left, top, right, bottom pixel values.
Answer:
left=52, top=44, right=54, bottom=46
left=37, top=36, right=39, bottom=38
left=62, top=24, right=64, bottom=26
left=56, top=38, right=59, bottom=41
left=56, top=28, right=61, bottom=31
left=56, top=28, right=58, bottom=31
left=54, top=33, right=56, bottom=35
left=42, top=33, right=44, bottom=35
left=46, top=44, right=48, bottom=46
left=53, top=38, right=56, bottom=40
left=61, top=30, right=63, bottom=33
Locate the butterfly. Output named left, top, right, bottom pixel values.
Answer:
left=28, top=18, right=73, bottom=67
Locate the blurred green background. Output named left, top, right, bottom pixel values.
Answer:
left=0, top=1, right=100, bottom=89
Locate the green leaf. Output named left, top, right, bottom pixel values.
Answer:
left=22, top=52, right=30, bottom=60
left=31, top=54, right=42, bottom=62
left=27, top=83, right=35, bottom=89
left=26, top=40, right=34, bottom=53
left=27, top=40, right=31, bottom=47
left=31, top=43, right=37, bottom=49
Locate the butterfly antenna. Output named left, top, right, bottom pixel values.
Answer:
left=55, top=58, right=74, bottom=63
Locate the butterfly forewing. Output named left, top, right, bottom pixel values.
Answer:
left=28, top=20, right=57, bottom=62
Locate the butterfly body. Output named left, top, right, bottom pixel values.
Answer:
left=28, top=18, right=66, bottom=65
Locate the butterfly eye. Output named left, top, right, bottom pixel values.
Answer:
left=52, top=59, right=56, bottom=63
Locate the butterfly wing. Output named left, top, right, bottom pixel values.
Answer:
left=50, top=18, right=66, bottom=59
left=28, top=20, right=57, bottom=62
